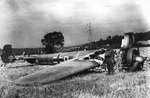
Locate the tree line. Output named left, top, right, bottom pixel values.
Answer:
left=41, top=31, right=150, bottom=53
left=93, top=31, right=150, bottom=49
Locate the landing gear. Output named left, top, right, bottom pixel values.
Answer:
left=126, top=48, right=139, bottom=65
left=117, top=48, right=145, bottom=72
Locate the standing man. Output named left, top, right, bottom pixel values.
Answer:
left=104, top=44, right=115, bottom=74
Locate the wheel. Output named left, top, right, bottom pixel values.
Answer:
left=126, top=48, right=139, bottom=65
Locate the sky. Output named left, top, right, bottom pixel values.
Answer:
left=0, top=0, right=150, bottom=48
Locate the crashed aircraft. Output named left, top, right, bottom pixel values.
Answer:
left=0, top=33, right=146, bottom=86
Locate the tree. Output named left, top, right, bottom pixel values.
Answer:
left=41, top=31, right=64, bottom=54
left=106, top=36, right=111, bottom=44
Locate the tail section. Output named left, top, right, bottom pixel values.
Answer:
left=1, top=44, right=16, bottom=64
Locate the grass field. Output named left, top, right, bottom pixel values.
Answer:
left=0, top=47, right=150, bottom=98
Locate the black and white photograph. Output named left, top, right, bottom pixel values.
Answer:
left=0, top=0, right=150, bottom=98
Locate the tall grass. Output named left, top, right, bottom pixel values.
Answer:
left=1, top=69, right=150, bottom=98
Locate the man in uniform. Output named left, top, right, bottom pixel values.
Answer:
left=104, top=44, right=115, bottom=74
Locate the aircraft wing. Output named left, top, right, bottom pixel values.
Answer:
left=23, top=50, right=94, bottom=65
left=15, top=59, right=100, bottom=86
left=15, top=51, right=104, bottom=86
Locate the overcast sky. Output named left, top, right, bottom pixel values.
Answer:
left=0, top=0, right=150, bottom=48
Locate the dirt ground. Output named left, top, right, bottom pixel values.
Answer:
left=0, top=47, right=150, bottom=98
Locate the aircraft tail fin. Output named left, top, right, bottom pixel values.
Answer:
left=1, top=44, right=16, bottom=64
